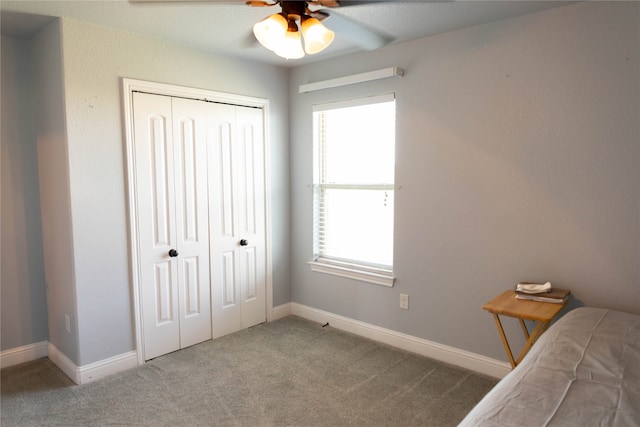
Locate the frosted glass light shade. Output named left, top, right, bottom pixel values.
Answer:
left=301, top=17, right=335, bottom=54
left=253, top=13, right=287, bottom=52
left=275, top=29, right=305, bottom=59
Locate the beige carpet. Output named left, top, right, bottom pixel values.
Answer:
left=1, top=316, right=497, bottom=426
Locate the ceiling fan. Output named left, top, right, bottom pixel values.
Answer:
left=131, top=0, right=391, bottom=60
left=246, top=0, right=389, bottom=59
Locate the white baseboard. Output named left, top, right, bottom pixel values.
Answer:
left=77, top=351, right=138, bottom=384
left=291, top=303, right=511, bottom=379
left=271, top=302, right=292, bottom=320
left=0, top=341, right=48, bottom=368
left=48, top=344, right=138, bottom=385
left=47, top=343, right=80, bottom=383
left=4, top=305, right=509, bottom=383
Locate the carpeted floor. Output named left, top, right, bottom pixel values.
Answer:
left=1, top=316, right=497, bottom=426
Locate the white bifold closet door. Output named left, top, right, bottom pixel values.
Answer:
left=132, top=92, right=266, bottom=361
left=207, top=103, right=267, bottom=339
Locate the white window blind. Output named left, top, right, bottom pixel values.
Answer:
left=310, top=94, right=395, bottom=285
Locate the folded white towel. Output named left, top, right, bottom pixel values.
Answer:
left=516, top=281, right=552, bottom=294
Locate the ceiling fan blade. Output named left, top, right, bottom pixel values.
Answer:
left=311, top=0, right=390, bottom=7
left=310, top=0, right=341, bottom=7
left=130, top=0, right=249, bottom=2
left=323, top=10, right=392, bottom=51
left=246, top=1, right=278, bottom=6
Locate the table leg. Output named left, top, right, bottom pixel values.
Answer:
left=515, top=319, right=550, bottom=366
left=492, top=313, right=516, bottom=368
left=519, top=318, right=530, bottom=339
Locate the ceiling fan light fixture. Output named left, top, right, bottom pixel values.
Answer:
left=253, top=12, right=288, bottom=52
left=301, top=17, right=334, bottom=54
left=274, top=20, right=305, bottom=59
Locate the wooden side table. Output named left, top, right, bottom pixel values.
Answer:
left=483, top=290, right=568, bottom=368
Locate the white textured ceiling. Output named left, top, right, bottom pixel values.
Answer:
left=1, top=0, right=573, bottom=66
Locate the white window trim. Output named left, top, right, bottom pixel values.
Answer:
left=308, top=258, right=395, bottom=288
left=312, top=93, right=395, bottom=112
left=309, top=93, right=396, bottom=287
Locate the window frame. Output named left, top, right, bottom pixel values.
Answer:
left=308, top=93, right=396, bottom=287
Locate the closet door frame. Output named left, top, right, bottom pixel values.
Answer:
left=121, top=78, right=273, bottom=365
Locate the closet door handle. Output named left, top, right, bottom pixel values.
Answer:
left=239, top=239, right=248, bottom=246
left=168, top=249, right=179, bottom=257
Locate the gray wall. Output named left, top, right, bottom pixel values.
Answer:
left=31, top=20, right=79, bottom=362
left=57, top=18, right=291, bottom=366
left=289, top=1, right=639, bottom=361
left=2, top=1, right=638, bottom=367
left=1, top=17, right=291, bottom=365
left=1, top=35, right=49, bottom=351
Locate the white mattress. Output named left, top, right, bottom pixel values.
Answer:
left=459, top=307, right=640, bottom=426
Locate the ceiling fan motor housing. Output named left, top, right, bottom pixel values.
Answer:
left=281, top=1, right=307, bottom=21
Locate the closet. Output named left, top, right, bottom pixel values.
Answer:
left=131, top=91, right=266, bottom=360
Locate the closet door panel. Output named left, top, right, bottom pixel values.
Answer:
left=208, top=103, right=242, bottom=339
left=133, top=92, right=180, bottom=360
left=171, top=98, right=212, bottom=349
left=236, top=106, right=267, bottom=329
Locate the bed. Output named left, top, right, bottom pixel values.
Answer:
left=459, top=307, right=640, bottom=426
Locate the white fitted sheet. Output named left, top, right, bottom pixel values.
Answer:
left=459, top=307, right=640, bottom=426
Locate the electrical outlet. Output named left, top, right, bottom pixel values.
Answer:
left=65, top=314, right=71, bottom=333
left=400, top=293, right=409, bottom=310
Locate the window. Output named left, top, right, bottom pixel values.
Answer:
left=309, top=94, right=396, bottom=286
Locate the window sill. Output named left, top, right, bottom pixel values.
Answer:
left=308, top=260, right=395, bottom=287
